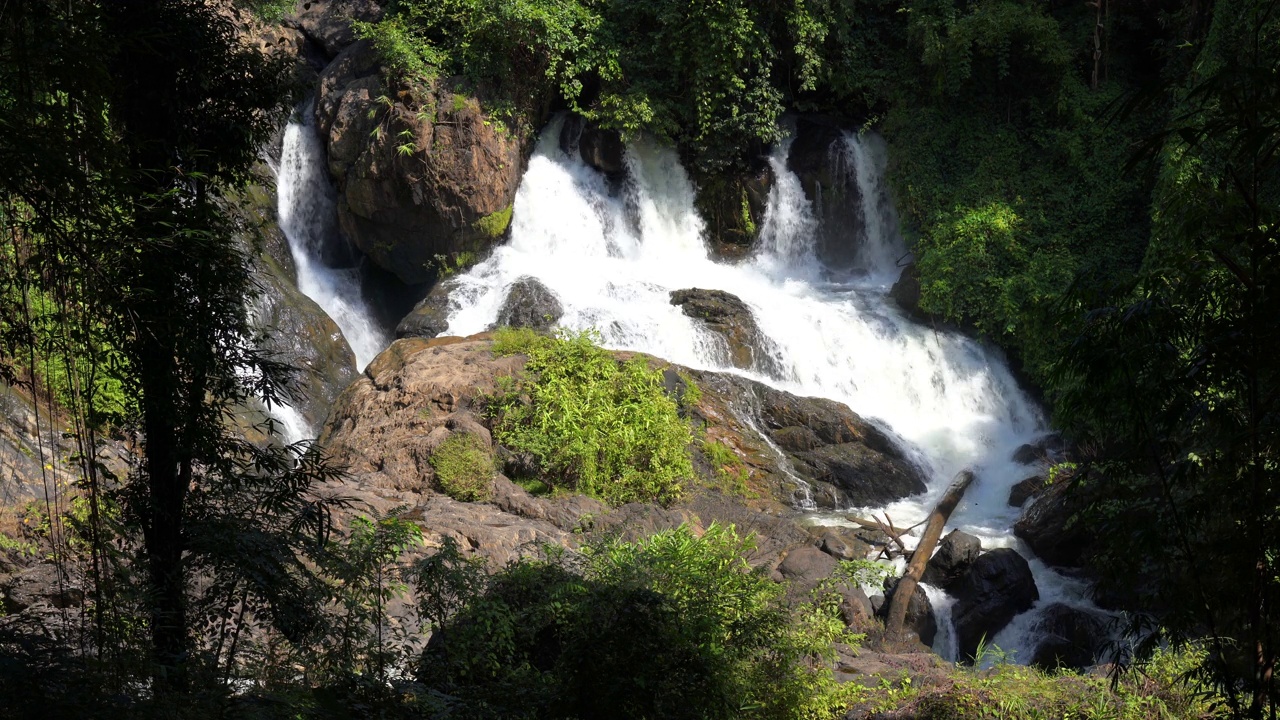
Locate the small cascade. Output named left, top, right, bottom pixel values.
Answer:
left=754, top=137, right=820, bottom=278
left=837, top=132, right=906, bottom=279
left=276, top=105, right=389, bottom=371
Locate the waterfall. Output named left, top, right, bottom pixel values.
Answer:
left=276, top=106, right=389, bottom=371
left=838, top=132, right=906, bottom=279
left=440, top=117, right=1103, bottom=661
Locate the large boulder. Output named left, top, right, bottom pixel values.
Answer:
left=316, top=41, right=527, bottom=285
left=877, top=577, right=938, bottom=647
left=670, top=288, right=777, bottom=374
left=951, top=549, right=1039, bottom=661
left=1014, top=478, right=1087, bottom=568
left=1007, top=475, right=1044, bottom=507
left=397, top=278, right=460, bottom=339
left=776, top=545, right=839, bottom=594
left=1030, top=604, right=1108, bottom=671
left=687, top=370, right=926, bottom=509
left=494, top=277, right=563, bottom=331
left=920, top=530, right=981, bottom=593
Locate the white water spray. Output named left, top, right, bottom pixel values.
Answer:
left=439, top=117, right=1102, bottom=661
left=276, top=108, right=389, bottom=371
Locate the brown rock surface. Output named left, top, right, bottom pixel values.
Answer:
left=316, top=42, right=527, bottom=285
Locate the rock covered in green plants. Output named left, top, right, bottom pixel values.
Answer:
left=429, top=431, right=495, bottom=502
left=315, top=41, right=526, bottom=285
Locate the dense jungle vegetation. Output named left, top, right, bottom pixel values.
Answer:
left=0, top=0, right=1277, bottom=717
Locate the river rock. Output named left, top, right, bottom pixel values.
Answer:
left=878, top=576, right=937, bottom=647
left=316, top=41, right=526, bottom=285
left=1014, top=477, right=1087, bottom=568
left=815, top=527, right=872, bottom=562
left=1008, top=475, right=1044, bottom=507
left=951, top=549, right=1039, bottom=661
left=669, top=288, right=775, bottom=372
left=920, top=530, right=981, bottom=593
left=494, top=277, right=563, bottom=331
left=776, top=545, right=839, bottom=593
left=1011, top=434, right=1066, bottom=465
left=1030, top=604, right=1108, bottom=670
left=694, top=166, right=773, bottom=253
left=397, top=278, right=460, bottom=339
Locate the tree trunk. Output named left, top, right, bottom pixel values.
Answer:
left=884, top=470, right=975, bottom=641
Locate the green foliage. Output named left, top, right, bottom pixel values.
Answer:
left=702, top=438, right=752, bottom=497
left=489, top=327, right=694, bottom=505
left=473, top=203, right=513, bottom=239
left=418, top=523, right=861, bottom=719
left=429, top=432, right=494, bottom=502
left=1048, top=4, right=1280, bottom=715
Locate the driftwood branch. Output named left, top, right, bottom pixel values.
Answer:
left=884, top=470, right=976, bottom=641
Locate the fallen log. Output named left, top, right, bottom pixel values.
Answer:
left=884, top=470, right=976, bottom=641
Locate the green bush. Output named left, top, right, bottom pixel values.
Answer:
left=489, top=327, right=694, bottom=506
left=416, top=524, right=861, bottom=719
left=429, top=432, right=495, bottom=502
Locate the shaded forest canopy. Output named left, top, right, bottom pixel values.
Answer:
left=0, top=0, right=1277, bottom=718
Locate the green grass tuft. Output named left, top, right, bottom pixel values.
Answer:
left=430, top=432, right=495, bottom=502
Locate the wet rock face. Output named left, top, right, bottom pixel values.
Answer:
left=785, top=115, right=865, bottom=269
left=689, top=370, right=927, bottom=509
left=495, top=277, right=563, bottom=331
left=878, top=576, right=937, bottom=647
left=254, top=256, right=358, bottom=430
left=920, top=530, right=981, bottom=593
left=316, top=41, right=526, bottom=285
left=951, top=549, right=1039, bottom=661
left=670, top=288, right=776, bottom=372
left=1014, top=477, right=1087, bottom=568
left=397, top=278, right=460, bottom=339
left=559, top=115, right=626, bottom=179
left=1031, top=604, right=1107, bottom=671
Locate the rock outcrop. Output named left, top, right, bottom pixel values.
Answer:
left=689, top=372, right=927, bottom=509
left=951, top=549, right=1039, bottom=661
left=495, top=277, right=563, bottom=331
left=396, top=277, right=460, bottom=339
left=920, top=530, right=981, bottom=593
left=1014, top=477, right=1087, bottom=568
left=670, top=288, right=777, bottom=372
left=316, top=41, right=527, bottom=285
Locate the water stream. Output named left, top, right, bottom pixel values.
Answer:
left=276, top=107, right=389, bottom=372
left=438, top=117, right=1101, bottom=661
left=269, top=112, right=1103, bottom=661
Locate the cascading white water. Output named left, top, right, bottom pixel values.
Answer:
left=440, top=117, right=1106, bottom=661
left=276, top=108, right=388, bottom=372
left=837, top=133, right=905, bottom=278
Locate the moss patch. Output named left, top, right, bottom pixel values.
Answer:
left=473, top=204, right=513, bottom=239
left=430, top=432, right=495, bottom=502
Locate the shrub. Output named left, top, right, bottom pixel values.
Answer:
left=429, top=432, right=494, bottom=502
left=416, top=524, right=861, bottom=719
left=489, top=327, right=694, bottom=506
